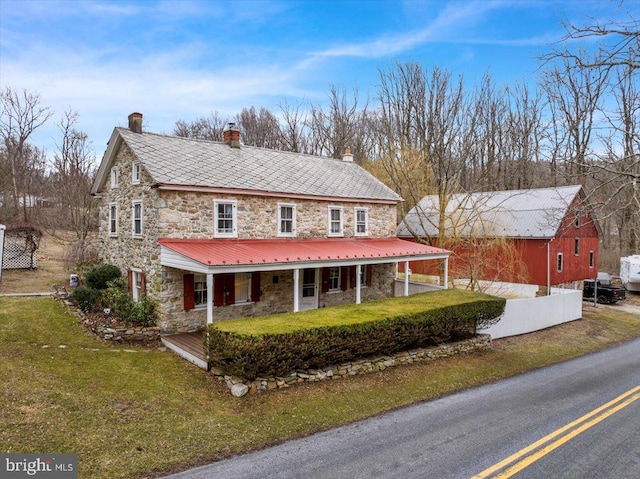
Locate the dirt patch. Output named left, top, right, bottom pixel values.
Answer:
left=0, top=233, right=74, bottom=294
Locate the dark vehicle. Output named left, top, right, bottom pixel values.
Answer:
left=583, top=273, right=627, bottom=304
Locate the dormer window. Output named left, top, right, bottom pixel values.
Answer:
left=132, top=162, right=141, bottom=184
left=328, top=206, right=343, bottom=237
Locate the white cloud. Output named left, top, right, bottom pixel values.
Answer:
left=313, top=0, right=555, bottom=59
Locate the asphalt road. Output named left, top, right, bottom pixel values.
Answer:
left=164, top=337, right=640, bottom=479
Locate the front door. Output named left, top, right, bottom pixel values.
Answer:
left=299, top=268, right=318, bottom=311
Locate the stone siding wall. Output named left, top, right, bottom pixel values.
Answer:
left=97, top=141, right=401, bottom=333
left=157, top=191, right=397, bottom=239
left=97, top=143, right=162, bottom=303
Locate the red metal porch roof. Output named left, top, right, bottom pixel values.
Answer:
left=158, top=237, right=449, bottom=267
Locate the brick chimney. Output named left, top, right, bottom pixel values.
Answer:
left=128, top=112, right=143, bottom=133
left=223, top=122, right=241, bottom=148
left=342, top=147, right=353, bottom=162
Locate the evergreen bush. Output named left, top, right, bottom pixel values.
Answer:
left=86, top=264, right=121, bottom=290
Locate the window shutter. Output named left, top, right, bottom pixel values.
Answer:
left=127, top=269, right=133, bottom=295
left=251, top=272, right=261, bottom=302
left=321, top=268, right=330, bottom=293
left=140, top=272, right=146, bottom=296
left=340, top=266, right=349, bottom=291
left=214, top=275, right=225, bottom=306
left=215, top=273, right=235, bottom=306
left=349, top=265, right=357, bottom=288
left=366, top=265, right=373, bottom=287
left=183, top=274, right=195, bottom=311
left=226, top=274, right=236, bottom=305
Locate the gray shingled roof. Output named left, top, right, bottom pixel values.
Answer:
left=396, top=185, right=584, bottom=239
left=104, top=128, right=401, bottom=202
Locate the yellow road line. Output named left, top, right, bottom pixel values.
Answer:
left=471, top=385, right=640, bottom=479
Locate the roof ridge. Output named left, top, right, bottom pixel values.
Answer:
left=117, top=127, right=345, bottom=163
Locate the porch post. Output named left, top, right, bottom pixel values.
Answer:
left=443, top=257, right=449, bottom=290
left=404, top=261, right=410, bottom=297
left=355, top=264, right=362, bottom=304
left=206, top=273, right=214, bottom=324
left=293, top=268, right=300, bottom=312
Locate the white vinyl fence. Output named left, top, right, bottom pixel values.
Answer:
left=479, top=288, right=583, bottom=339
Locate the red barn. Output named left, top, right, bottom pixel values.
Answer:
left=397, top=186, right=600, bottom=288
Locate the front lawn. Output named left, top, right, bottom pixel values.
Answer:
left=1, top=296, right=640, bottom=478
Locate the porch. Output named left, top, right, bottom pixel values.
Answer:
left=161, top=332, right=208, bottom=370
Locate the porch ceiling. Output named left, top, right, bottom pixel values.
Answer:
left=159, top=237, right=450, bottom=273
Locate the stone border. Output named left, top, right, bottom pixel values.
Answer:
left=53, top=293, right=161, bottom=345
left=214, top=334, right=492, bottom=397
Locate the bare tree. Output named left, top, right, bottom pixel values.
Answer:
left=0, top=87, right=53, bottom=223
left=306, top=85, right=369, bottom=160
left=173, top=111, right=229, bottom=141
left=236, top=106, right=282, bottom=149
left=543, top=12, right=639, bottom=72
left=540, top=56, right=609, bottom=185
left=540, top=7, right=639, bottom=268
left=279, top=99, right=308, bottom=153
left=48, top=110, right=98, bottom=263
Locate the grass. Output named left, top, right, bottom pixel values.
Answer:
left=214, top=289, right=501, bottom=335
left=1, top=295, right=640, bottom=479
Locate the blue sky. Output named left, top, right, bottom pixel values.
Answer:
left=0, top=0, right=637, bottom=159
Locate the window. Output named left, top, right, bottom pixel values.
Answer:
left=212, top=272, right=260, bottom=306
left=235, top=272, right=252, bottom=303
left=108, top=203, right=118, bottom=236
left=574, top=237, right=580, bottom=256
left=328, top=267, right=340, bottom=292
left=214, top=200, right=237, bottom=238
left=574, top=211, right=580, bottom=228
left=589, top=250, right=594, bottom=268
left=557, top=253, right=563, bottom=273
left=194, top=274, right=207, bottom=307
left=278, top=203, right=296, bottom=237
left=110, top=167, right=118, bottom=188
left=355, top=207, right=368, bottom=236
left=132, top=200, right=143, bottom=237
left=132, top=162, right=141, bottom=184
left=129, top=269, right=144, bottom=302
left=328, top=206, right=343, bottom=237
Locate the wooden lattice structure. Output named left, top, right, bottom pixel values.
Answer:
left=1, top=226, right=41, bottom=270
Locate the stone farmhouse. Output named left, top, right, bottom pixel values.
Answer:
left=397, top=185, right=600, bottom=289
left=91, top=113, right=450, bottom=335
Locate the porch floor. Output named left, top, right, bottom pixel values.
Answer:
left=161, top=332, right=208, bottom=370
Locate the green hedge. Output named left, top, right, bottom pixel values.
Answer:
left=206, top=292, right=505, bottom=380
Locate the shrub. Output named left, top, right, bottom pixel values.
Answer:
left=207, top=293, right=505, bottom=380
left=73, top=286, right=102, bottom=313
left=86, top=264, right=122, bottom=290
left=101, top=277, right=158, bottom=327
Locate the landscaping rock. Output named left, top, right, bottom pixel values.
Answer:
left=231, top=383, right=249, bottom=397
